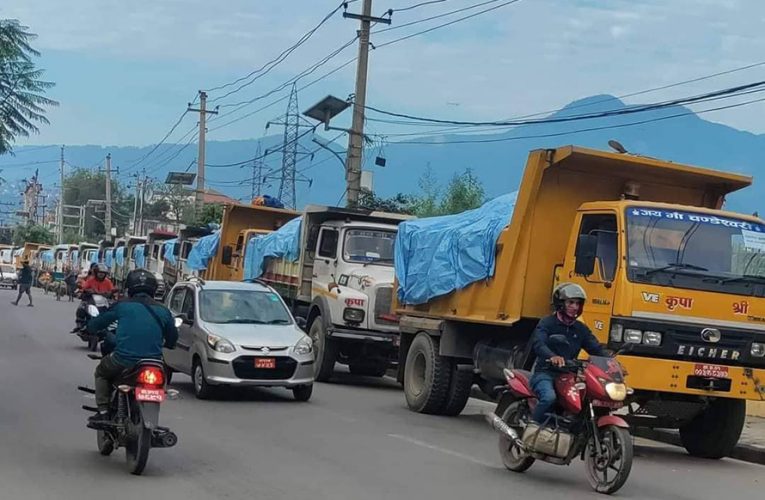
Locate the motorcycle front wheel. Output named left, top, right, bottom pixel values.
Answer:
left=125, top=405, right=152, bottom=475
left=497, top=400, right=535, bottom=472
left=584, top=425, right=633, bottom=495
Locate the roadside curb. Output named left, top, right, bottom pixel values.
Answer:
left=469, top=388, right=765, bottom=466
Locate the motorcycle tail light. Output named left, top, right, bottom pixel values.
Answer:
left=137, top=366, right=164, bottom=386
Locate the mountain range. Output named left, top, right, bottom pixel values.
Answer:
left=1, top=94, right=763, bottom=218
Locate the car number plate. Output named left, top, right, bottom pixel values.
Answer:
left=136, top=387, right=165, bottom=402
left=255, top=357, right=276, bottom=369
left=693, top=364, right=729, bottom=378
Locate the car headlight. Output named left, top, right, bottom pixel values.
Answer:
left=610, top=324, right=624, bottom=342
left=605, top=382, right=627, bottom=401
left=643, top=331, right=663, bottom=346
left=293, top=336, right=313, bottom=355
left=343, top=307, right=365, bottom=323
left=624, top=329, right=643, bottom=344
left=752, top=342, right=765, bottom=357
left=207, top=333, right=235, bottom=353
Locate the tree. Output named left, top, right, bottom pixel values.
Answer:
left=410, top=165, right=441, bottom=218
left=438, top=169, right=485, bottom=215
left=358, top=189, right=417, bottom=215
left=62, top=168, right=130, bottom=239
left=12, top=223, right=53, bottom=246
left=197, top=203, right=224, bottom=226
left=0, top=20, right=58, bottom=155
left=149, top=182, right=192, bottom=226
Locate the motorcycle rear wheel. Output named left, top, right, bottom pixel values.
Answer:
left=585, top=425, right=633, bottom=495
left=498, top=401, right=535, bottom=472
left=125, top=408, right=152, bottom=475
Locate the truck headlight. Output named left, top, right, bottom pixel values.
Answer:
left=643, top=331, right=663, bottom=346
left=294, top=336, right=313, bottom=355
left=207, top=333, right=235, bottom=353
left=624, top=329, right=643, bottom=344
left=752, top=342, right=765, bottom=357
left=343, top=308, right=365, bottom=323
left=610, top=324, right=624, bottom=342
left=605, top=382, right=627, bottom=401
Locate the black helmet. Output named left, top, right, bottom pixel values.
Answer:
left=96, top=263, right=108, bottom=274
left=552, top=282, right=587, bottom=311
left=125, top=269, right=157, bottom=297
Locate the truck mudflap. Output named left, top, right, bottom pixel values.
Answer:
left=328, top=327, right=400, bottom=346
left=617, top=355, right=765, bottom=400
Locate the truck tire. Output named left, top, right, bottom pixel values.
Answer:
left=349, top=361, right=388, bottom=377
left=440, top=363, right=473, bottom=416
left=404, top=333, right=451, bottom=414
left=310, top=319, right=337, bottom=382
left=679, top=398, right=746, bottom=459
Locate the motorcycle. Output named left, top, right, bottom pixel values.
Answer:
left=75, top=291, right=112, bottom=351
left=78, top=309, right=179, bottom=475
left=485, top=339, right=634, bottom=495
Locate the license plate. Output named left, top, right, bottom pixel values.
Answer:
left=693, top=364, right=729, bottom=378
left=592, top=399, right=624, bottom=409
left=255, top=357, right=276, bottom=369
left=136, top=387, right=165, bottom=402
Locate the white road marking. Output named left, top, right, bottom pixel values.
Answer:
left=387, top=433, right=496, bottom=467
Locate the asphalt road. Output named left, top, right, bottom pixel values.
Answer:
left=1, top=290, right=762, bottom=500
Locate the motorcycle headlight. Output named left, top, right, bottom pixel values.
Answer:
left=293, top=336, right=313, bottom=355
left=207, top=333, right=235, bottom=353
left=605, top=382, right=627, bottom=401
left=87, top=304, right=100, bottom=317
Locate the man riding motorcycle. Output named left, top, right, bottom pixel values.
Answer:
left=80, top=263, right=115, bottom=296
left=86, top=269, right=178, bottom=426
left=529, top=283, right=605, bottom=424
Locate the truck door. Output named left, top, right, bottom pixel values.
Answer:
left=312, top=226, right=339, bottom=295
left=563, top=212, right=619, bottom=345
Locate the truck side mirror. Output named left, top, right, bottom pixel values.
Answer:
left=574, top=234, right=597, bottom=277
left=221, top=245, right=233, bottom=266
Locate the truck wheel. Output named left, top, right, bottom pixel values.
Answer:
left=679, top=398, right=745, bottom=459
left=440, top=363, right=473, bottom=416
left=309, top=319, right=337, bottom=382
left=404, top=333, right=451, bottom=414
left=349, top=361, right=388, bottom=377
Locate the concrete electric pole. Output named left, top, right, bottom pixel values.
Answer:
left=343, top=0, right=390, bottom=207
left=58, top=145, right=64, bottom=243
left=104, top=153, right=112, bottom=239
left=188, top=91, right=218, bottom=215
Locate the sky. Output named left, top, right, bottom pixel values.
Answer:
left=2, top=0, right=765, bottom=148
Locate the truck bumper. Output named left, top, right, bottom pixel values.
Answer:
left=619, top=355, right=765, bottom=400
left=328, top=327, right=400, bottom=347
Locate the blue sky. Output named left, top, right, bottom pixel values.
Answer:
left=2, top=0, right=765, bottom=147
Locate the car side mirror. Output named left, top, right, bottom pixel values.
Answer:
left=221, top=245, right=233, bottom=266
left=295, top=317, right=307, bottom=330
left=574, top=234, right=597, bottom=277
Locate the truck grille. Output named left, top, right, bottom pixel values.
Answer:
left=232, top=356, right=297, bottom=380
left=374, top=286, right=398, bottom=326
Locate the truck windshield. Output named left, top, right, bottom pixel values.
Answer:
left=200, top=290, right=293, bottom=325
left=626, top=207, right=765, bottom=294
left=343, top=229, right=396, bottom=264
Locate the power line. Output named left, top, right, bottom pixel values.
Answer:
left=0, top=159, right=58, bottom=168
left=121, top=109, right=190, bottom=174
left=375, top=0, right=501, bottom=34
left=390, top=1, right=448, bottom=14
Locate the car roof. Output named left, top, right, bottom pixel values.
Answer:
left=177, top=280, right=273, bottom=292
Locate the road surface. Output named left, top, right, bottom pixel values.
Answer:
left=0, top=290, right=761, bottom=499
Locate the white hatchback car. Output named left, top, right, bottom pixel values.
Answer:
left=163, top=279, right=315, bottom=401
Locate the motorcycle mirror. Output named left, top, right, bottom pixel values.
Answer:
left=87, top=304, right=100, bottom=317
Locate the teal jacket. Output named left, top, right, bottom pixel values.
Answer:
left=87, top=294, right=178, bottom=365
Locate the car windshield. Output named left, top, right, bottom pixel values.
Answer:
left=199, top=290, right=293, bottom=324
left=343, top=229, right=396, bottom=264
left=626, top=207, right=765, bottom=285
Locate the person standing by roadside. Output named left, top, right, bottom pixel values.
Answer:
left=12, top=260, right=34, bottom=307
left=64, top=266, right=78, bottom=302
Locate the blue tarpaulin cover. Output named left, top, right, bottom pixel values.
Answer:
left=115, top=247, right=125, bottom=266
left=134, top=244, right=146, bottom=269
left=163, top=238, right=178, bottom=266
left=243, top=217, right=302, bottom=280
left=187, top=231, right=220, bottom=271
left=41, top=250, right=54, bottom=264
left=394, top=192, right=517, bottom=305
left=71, top=250, right=79, bottom=264
left=104, top=250, right=113, bottom=268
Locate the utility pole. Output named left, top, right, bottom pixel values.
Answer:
left=251, top=143, right=265, bottom=201
left=343, top=0, right=390, bottom=207
left=104, top=153, right=112, bottom=239
left=58, top=145, right=64, bottom=243
left=188, top=91, right=218, bottom=215
left=137, top=169, right=146, bottom=236
left=131, top=173, right=140, bottom=234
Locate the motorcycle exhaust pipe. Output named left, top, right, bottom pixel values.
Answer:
left=151, top=430, right=178, bottom=448
left=484, top=412, right=525, bottom=448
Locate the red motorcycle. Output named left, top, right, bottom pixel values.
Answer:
left=486, top=347, right=633, bottom=495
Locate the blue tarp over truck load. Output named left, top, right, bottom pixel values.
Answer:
left=187, top=231, right=220, bottom=271
left=163, top=238, right=178, bottom=266
left=243, top=217, right=302, bottom=280
left=394, top=192, right=517, bottom=305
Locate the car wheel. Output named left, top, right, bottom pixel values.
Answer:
left=293, top=384, right=313, bottom=402
left=192, top=358, right=214, bottom=400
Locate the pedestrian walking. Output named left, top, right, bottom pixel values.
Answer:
left=12, top=260, right=34, bottom=307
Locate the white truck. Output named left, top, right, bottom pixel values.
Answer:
left=256, top=206, right=411, bottom=381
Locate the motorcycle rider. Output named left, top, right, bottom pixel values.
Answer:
left=529, top=283, right=605, bottom=424
left=81, top=263, right=115, bottom=296
left=86, top=269, right=178, bottom=426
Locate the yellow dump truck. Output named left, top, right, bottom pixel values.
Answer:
left=395, top=145, right=765, bottom=459
left=204, top=203, right=298, bottom=282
